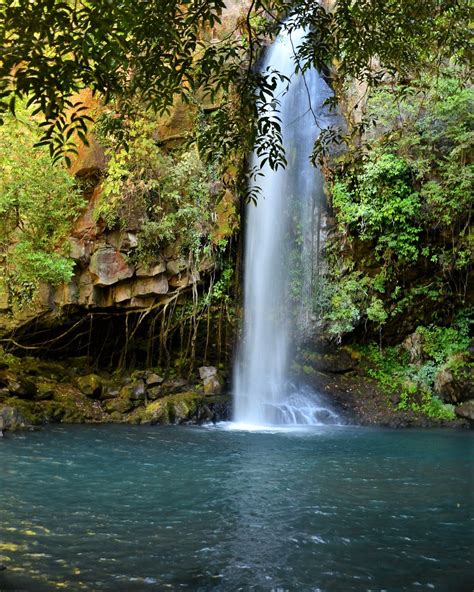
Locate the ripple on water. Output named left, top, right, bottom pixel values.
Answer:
left=0, top=425, right=472, bottom=591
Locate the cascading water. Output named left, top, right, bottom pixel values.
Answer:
left=233, top=22, right=340, bottom=427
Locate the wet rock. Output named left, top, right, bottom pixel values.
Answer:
left=119, top=380, right=146, bottom=402
left=35, top=381, right=55, bottom=401
left=145, top=373, right=164, bottom=387
left=434, top=365, right=474, bottom=404
left=75, top=374, right=103, bottom=398
left=147, top=386, right=164, bottom=400
left=140, top=392, right=200, bottom=425
left=199, top=366, right=222, bottom=396
left=105, top=396, right=134, bottom=414
left=0, top=406, right=29, bottom=431
left=455, top=400, right=474, bottom=422
left=89, top=247, right=134, bottom=286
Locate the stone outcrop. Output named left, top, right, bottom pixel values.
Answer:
left=0, top=352, right=230, bottom=429
left=455, top=400, right=474, bottom=423
left=199, top=366, right=223, bottom=395
left=0, top=406, right=29, bottom=431
left=434, top=362, right=474, bottom=404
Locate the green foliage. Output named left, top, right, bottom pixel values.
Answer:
left=361, top=316, right=472, bottom=421
left=0, top=0, right=469, bottom=171
left=332, top=154, right=421, bottom=262
left=325, top=67, right=473, bottom=339
left=0, top=105, right=84, bottom=304
left=94, top=112, right=220, bottom=268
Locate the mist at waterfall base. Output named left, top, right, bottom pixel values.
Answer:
left=233, top=24, right=339, bottom=427
left=1, top=425, right=472, bottom=591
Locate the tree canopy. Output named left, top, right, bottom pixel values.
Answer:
left=0, top=0, right=471, bottom=167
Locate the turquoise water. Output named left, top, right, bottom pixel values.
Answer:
left=0, top=425, right=472, bottom=591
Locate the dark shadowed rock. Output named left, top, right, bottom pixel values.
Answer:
left=0, top=372, right=37, bottom=399
left=161, top=378, right=189, bottom=395
left=434, top=365, right=474, bottom=404
left=455, top=400, right=474, bottom=422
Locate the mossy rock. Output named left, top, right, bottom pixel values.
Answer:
left=34, top=380, right=56, bottom=401
left=105, top=396, right=134, bottom=414
left=75, top=374, right=103, bottom=398
left=140, top=391, right=202, bottom=425
left=0, top=405, right=29, bottom=431
left=3, top=397, right=43, bottom=425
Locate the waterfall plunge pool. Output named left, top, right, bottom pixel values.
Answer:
left=1, top=425, right=472, bottom=591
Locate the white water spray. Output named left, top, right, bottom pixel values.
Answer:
left=233, top=23, right=339, bottom=426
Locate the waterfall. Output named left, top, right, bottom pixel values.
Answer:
left=233, top=23, right=339, bottom=427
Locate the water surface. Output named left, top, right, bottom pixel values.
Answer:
left=0, top=425, right=472, bottom=591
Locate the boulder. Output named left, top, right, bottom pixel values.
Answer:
left=136, top=261, right=166, bottom=277
left=68, top=237, right=93, bottom=265
left=145, top=373, right=164, bottom=387
left=140, top=392, right=200, bottom=425
left=455, top=400, right=474, bottom=422
left=161, top=378, right=188, bottom=394
left=0, top=373, right=37, bottom=399
left=113, top=282, right=133, bottom=303
left=35, top=381, right=55, bottom=401
left=199, top=367, right=222, bottom=395
left=105, top=396, right=134, bottom=414
left=132, top=276, right=169, bottom=297
left=199, top=366, right=218, bottom=380
left=106, top=231, right=138, bottom=251
left=147, top=386, right=164, bottom=400
left=166, top=258, right=187, bottom=276
left=434, top=366, right=474, bottom=404
left=0, top=406, right=29, bottom=431
left=119, top=380, right=146, bottom=402
left=75, top=374, right=103, bottom=398
left=89, top=247, right=134, bottom=286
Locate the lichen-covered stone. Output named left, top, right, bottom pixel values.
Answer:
left=199, top=366, right=222, bottom=395
left=145, top=372, right=164, bottom=387
left=119, top=380, right=146, bottom=402
left=75, top=374, right=103, bottom=398
left=0, top=406, right=29, bottom=431
left=105, top=396, right=134, bottom=414
left=147, top=386, right=164, bottom=400
left=161, top=378, right=188, bottom=395
left=0, top=372, right=37, bottom=399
